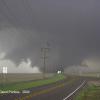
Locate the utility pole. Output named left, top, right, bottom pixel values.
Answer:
left=41, top=43, right=50, bottom=79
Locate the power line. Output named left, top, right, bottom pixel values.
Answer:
left=0, top=0, right=37, bottom=28
left=0, top=0, right=20, bottom=26
left=0, top=1, right=14, bottom=24
left=24, top=0, right=38, bottom=28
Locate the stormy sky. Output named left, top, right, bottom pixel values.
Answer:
left=0, top=0, right=100, bottom=73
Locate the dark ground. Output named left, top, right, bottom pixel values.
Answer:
left=1, top=76, right=98, bottom=100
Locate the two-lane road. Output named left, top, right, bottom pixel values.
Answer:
left=27, top=79, right=86, bottom=100
left=0, top=77, right=87, bottom=100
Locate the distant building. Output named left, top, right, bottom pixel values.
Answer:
left=56, top=65, right=64, bottom=74
left=57, top=70, right=62, bottom=74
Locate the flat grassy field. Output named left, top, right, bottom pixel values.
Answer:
left=75, top=84, right=100, bottom=100
left=0, top=73, right=54, bottom=84
left=0, top=74, right=66, bottom=91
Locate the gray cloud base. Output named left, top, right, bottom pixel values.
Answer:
left=0, top=0, right=100, bottom=72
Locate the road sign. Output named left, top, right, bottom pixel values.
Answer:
left=2, top=67, right=7, bottom=74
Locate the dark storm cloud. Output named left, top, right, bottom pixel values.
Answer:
left=0, top=0, right=100, bottom=72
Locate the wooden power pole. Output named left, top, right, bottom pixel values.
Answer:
left=41, top=43, right=50, bottom=78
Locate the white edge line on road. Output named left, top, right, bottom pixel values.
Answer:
left=63, top=80, right=86, bottom=100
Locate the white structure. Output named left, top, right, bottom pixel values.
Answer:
left=2, top=67, right=7, bottom=74
left=57, top=70, right=62, bottom=74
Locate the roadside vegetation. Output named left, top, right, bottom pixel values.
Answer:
left=75, top=84, right=100, bottom=100
left=0, top=74, right=66, bottom=91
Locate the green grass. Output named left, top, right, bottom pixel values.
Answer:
left=0, top=74, right=66, bottom=91
left=75, top=85, right=100, bottom=100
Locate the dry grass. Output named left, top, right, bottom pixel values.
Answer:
left=75, top=81, right=100, bottom=100
left=0, top=73, right=54, bottom=84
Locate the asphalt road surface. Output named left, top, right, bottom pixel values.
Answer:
left=0, top=77, right=87, bottom=100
